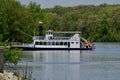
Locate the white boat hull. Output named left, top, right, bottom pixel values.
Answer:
left=23, top=46, right=93, bottom=50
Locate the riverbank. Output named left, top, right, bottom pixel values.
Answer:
left=0, top=70, right=22, bottom=80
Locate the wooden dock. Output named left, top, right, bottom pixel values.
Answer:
left=10, top=42, right=24, bottom=48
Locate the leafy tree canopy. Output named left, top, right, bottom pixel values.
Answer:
left=0, top=0, right=120, bottom=42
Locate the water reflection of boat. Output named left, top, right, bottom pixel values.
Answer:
left=18, top=50, right=83, bottom=80
left=21, top=50, right=81, bottom=64
left=21, top=50, right=92, bottom=64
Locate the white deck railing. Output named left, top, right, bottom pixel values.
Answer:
left=33, top=36, right=44, bottom=40
left=33, top=36, right=71, bottom=40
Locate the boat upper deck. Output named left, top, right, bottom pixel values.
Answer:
left=33, top=36, right=71, bottom=40
left=33, top=30, right=81, bottom=41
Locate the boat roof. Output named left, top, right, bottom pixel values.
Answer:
left=46, top=30, right=81, bottom=34
left=54, top=31, right=81, bottom=34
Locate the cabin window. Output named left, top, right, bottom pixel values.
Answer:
left=64, top=42, right=67, bottom=45
left=56, top=42, right=59, bottom=45
left=50, top=32, right=52, bottom=35
left=60, top=42, right=63, bottom=45
left=52, top=42, right=55, bottom=45
left=40, top=42, right=42, bottom=45
left=35, top=42, right=39, bottom=45
left=47, top=42, right=51, bottom=45
left=43, top=42, right=47, bottom=45
left=71, top=42, right=74, bottom=44
left=60, top=42, right=61, bottom=45
left=68, top=42, right=70, bottom=48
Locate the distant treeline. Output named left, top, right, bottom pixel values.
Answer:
left=0, top=0, right=120, bottom=43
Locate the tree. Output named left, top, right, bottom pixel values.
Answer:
left=97, top=13, right=109, bottom=41
left=4, top=48, right=22, bottom=65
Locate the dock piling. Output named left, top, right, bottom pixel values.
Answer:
left=0, top=48, right=4, bottom=73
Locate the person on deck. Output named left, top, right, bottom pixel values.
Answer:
left=38, top=21, right=43, bottom=36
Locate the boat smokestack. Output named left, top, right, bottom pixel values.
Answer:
left=38, top=21, right=43, bottom=36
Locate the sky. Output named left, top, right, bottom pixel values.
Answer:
left=19, top=0, right=120, bottom=8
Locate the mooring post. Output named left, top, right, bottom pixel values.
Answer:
left=0, top=48, right=3, bottom=73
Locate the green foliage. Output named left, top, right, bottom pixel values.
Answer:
left=4, top=48, right=22, bottom=65
left=0, top=39, right=9, bottom=46
left=0, top=0, right=120, bottom=42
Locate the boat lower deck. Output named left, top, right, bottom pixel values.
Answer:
left=23, top=47, right=93, bottom=50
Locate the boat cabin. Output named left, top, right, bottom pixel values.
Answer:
left=45, top=30, right=54, bottom=40
left=32, top=30, right=82, bottom=49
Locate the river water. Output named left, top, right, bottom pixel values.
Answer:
left=17, top=42, right=120, bottom=80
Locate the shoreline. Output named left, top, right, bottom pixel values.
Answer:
left=0, top=70, right=22, bottom=80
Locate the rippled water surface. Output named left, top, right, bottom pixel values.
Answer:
left=17, top=43, right=120, bottom=80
